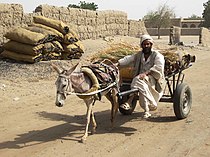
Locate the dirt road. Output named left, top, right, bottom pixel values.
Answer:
left=0, top=36, right=210, bottom=157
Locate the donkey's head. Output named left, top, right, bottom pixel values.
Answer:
left=52, top=63, right=79, bottom=107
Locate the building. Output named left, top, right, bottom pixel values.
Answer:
left=171, top=18, right=204, bottom=28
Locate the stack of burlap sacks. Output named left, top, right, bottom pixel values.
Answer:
left=1, top=15, right=84, bottom=63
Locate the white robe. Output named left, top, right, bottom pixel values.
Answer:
left=118, top=50, right=165, bottom=112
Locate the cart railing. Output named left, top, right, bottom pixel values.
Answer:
left=117, top=54, right=195, bottom=118
left=117, top=62, right=193, bottom=103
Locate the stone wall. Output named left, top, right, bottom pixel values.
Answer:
left=147, top=28, right=170, bottom=36
left=128, top=20, right=147, bottom=38
left=147, top=28, right=201, bottom=36
left=35, top=5, right=129, bottom=39
left=200, top=27, right=210, bottom=47
left=0, top=4, right=24, bottom=44
left=0, top=3, right=147, bottom=45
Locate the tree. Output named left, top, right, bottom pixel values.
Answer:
left=188, top=14, right=202, bottom=20
left=202, top=0, right=210, bottom=28
left=68, top=4, right=80, bottom=9
left=68, top=1, right=98, bottom=11
left=143, top=3, right=175, bottom=39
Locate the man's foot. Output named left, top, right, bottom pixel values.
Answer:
left=120, top=103, right=131, bottom=110
left=149, top=105, right=157, bottom=111
left=143, top=112, right=151, bottom=118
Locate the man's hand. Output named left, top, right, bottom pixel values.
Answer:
left=138, top=73, right=147, bottom=79
left=138, top=71, right=150, bottom=79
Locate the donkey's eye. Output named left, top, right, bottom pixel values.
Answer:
left=63, top=79, right=67, bottom=82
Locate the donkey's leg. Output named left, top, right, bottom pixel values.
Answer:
left=81, top=98, right=94, bottom=143
left=110, top=88, right=119, bottom=128
left=106, top=89, right=118, bottom=128
left=105, top=93, right=113, bottom=127
left=90, top=110, right=97, bottom=134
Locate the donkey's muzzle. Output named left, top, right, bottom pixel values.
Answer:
left=56, top=93, right=65, bottom=107
left=56, top=102, right=63, bottom=107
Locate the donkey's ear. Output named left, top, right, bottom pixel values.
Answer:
left=51, top=62, right=62, bottom=74
left=66, top=62, right=79, bottom=75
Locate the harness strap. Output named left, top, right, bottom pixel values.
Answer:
left=67, top=82, right=117, bottom=96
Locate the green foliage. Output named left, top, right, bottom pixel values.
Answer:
left=143, top=4, right=175, bottom=28
left=188, top=14, right=202, bottom=20
left=68, top=4, right=80, bottom=8
left=202, top=0, right=210, bottom=28
left=68, top=1, right=98, bottom=11
left=143, top=3, right=175, bottom=39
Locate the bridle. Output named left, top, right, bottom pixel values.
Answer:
left=55, top=73, right=72, bottom=98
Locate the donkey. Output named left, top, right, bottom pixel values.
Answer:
left=52, top=61, right=120, bottom=143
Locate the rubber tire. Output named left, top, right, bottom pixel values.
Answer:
left=173, top=83, right=192, bottom=119
left=118, top=83, right=137, bottom=115
left=119, top=98, right=137, bottom=115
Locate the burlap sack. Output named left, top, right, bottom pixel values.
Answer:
left=74, top=41, right=85, bottom=53
left=61, top=52, right=72, bottom=59
left=1, top=50, right=42, bottom=63
left=33, top=15, right=69, bottom=35
left=63, top=44, right=77, bottom=54
left=63, top=32, right=79, bottom=44
left=61, top=51, right=82, bottom=60
left=4, top=27, right=46, bottom=45
left=43, top=41, right=63, bottom=54
left=26, top=26, right=55, bottom=36
left=65, top=27, right=79, bottom=39
left=3, top=40, right=44, bottom=55
left=62, top=41, right=84, bottom=54
left=30, top=23, right=64, bottom=39
left=42, top=52, right=61, bottom=61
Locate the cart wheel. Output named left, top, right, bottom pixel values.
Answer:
left=119, top=97, right=137, bottom=115
left=118, top=82, right=137, bottom=115
left=173, top=83, right=192, bottom=119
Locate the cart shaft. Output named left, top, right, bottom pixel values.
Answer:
left=118, top=88, right=139, bottom=98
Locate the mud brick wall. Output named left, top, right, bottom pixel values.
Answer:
left=0, top=3, right=147, bottom=44
left=0, top=4, right=24, bottom=44
left=200, top=27, right=210, bottom=47
left=35, top=5, right=129, bottom=40
left=128, top=20, right=148, bottom=38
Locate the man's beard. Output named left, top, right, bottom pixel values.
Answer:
left=142, top=47, right=152, bottom=55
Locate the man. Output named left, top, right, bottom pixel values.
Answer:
left=117, top=34, right=165, bottom=118
left=169, top=26, right=174, bottom=45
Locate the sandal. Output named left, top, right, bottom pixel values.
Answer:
left=143, top=112, right=151, bottom=118
left=120, top=103, right=131, bottom=110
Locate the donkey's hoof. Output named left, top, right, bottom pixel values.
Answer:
left=91, top=129, right=96, bottom=135
left=80, top=137, right=87, bottom=143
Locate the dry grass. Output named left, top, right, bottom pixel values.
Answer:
left=90, top=42, right=141, bottom=63
left=91, top=42, right=182, bottom=64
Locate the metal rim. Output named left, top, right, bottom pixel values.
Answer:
left=182, top=91, right=190, bottom=114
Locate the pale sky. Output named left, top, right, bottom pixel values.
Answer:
left=0, top=0, right=207, bottom=20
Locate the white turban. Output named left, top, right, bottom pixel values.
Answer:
left=140, top=34, right=154, bottom=46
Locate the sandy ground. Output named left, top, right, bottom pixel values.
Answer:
left=0, top=36, right=210, bottom=157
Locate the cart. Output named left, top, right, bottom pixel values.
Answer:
left=118, top=54, right=196, bottom=119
